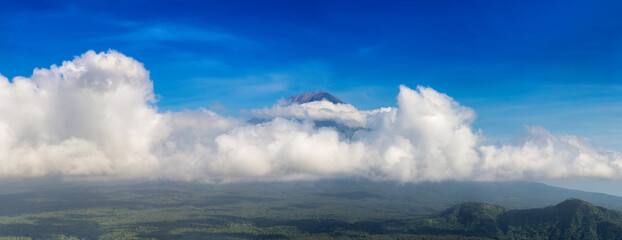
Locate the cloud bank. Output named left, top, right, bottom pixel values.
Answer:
left=0, top=50, right=621, bottom=182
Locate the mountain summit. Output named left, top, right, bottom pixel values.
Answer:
left=285, top=91, right=346, bottom=105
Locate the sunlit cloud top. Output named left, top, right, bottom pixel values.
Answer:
left=0, top=51, right=620, bottom=182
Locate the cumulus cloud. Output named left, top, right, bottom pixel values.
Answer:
left=0, top=50, right=621, bottom=182
left=478, top=126, right=622, bottom=180
left=0, top=51, right=163, bottom=178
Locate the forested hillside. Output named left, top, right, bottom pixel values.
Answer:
left=426, top=199, right=622, bottom=239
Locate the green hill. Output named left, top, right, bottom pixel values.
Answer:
left=426, top=199, right=622, bottom=239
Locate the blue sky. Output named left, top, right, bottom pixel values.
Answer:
left=1, top=0, right=621, bottom=151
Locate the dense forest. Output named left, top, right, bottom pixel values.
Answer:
left=0, top=179, right=621, bottom=239
left=428, top=199, right=622, bottom=239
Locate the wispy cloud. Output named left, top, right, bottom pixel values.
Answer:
left=92, top=22, right=256, bottom=50
left=112, top=24, right=237, bottom=42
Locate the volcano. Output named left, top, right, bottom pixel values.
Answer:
left=284, top=91, right=346, bottom=105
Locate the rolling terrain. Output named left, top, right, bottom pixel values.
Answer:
left=0, top=179, right=622, bottom=239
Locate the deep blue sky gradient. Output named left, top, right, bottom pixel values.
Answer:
left=1, top=0, right=621, bottom=149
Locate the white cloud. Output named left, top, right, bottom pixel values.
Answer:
left=251, top=100, right=392, bottom=128
left=355, top=85, right=481, bottom=182
left=478, top=126, right=622, bottom=180
left=0, top=50, right=620, bottom=182
left=0, top=50, right=162, bottom=178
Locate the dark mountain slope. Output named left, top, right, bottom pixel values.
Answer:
left=297, top=179, right=622, bottom=213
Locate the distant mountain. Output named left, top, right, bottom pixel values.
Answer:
left=284, top=91, right=346, bottom=105
left=286, top=179, right=622, bottom=213
left=250, top=91, right=359, bottom=138
left=429, top=199, right=622, bottom=239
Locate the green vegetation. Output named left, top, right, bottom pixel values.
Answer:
left=0, top=179, right=621, bottom=239
left=425, top=199, right=622, bottom=239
